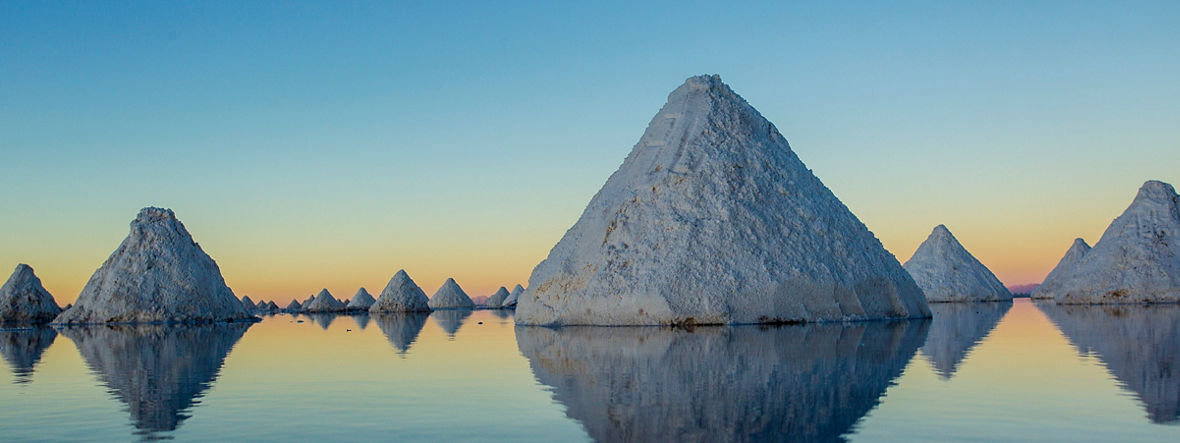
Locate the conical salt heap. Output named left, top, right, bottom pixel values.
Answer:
left=240, top=295, right=256, bottom=311
left=370, top=270, right=431, bottom=313
left=0, top=264, right=62, bottom=325
left=303, top=288, right=346, bottom=312
left=484, top=286, right=510, bottom=308
left=348, top=288, right=376, bottom=311
left=515, top=75, right=929, bottom=325
left=428, top=278, right=474, bottom=309
left=1030, top=238, right=1090, bottom=300
left=54, top=207, right=251, bottom=324
left=903, top=225, right=1012, bottom=303
left=1054, top=180, right=1180, bottom=304
left=501, top=284, right=524, bottom=308
left=265, top=301, right=278, bottom=311
left=285, top=299, right=302, bottom=312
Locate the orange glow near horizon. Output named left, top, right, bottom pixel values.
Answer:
left=2, top=178, right=1140, bottom=306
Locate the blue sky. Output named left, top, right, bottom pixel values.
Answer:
left=2, top=1, right=1178, bottom=302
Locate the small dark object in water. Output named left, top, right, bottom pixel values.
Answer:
left=346, top=329, right=352, bottom=332
left=477, top=321, right=483, bottom=325
left=297, top=320, right=304, bottom=323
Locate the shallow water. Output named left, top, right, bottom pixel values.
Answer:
left=0, top=299, right=1176, bottom=441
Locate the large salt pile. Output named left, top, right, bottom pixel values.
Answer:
left=1030, top=238, right=1090, bottom=300
left=304, top=289, right=346, bottom=312
left=370, top=270, right=431, bottom=313
left=1054, top=180, right=1180, bottom=304
left=53, top=207, right=251, bottom=324
left=428, top=278, right=474, bottom=309
left=347, top=288, right=376, bottom=311
left=902, top=225, right=1012, bottom=303
left=0, top=264, right=62, bottom=325
left=484, top=287, right=510, bottom=308
left=501, top=284, right=524, bottom=308
left=515, top=75, right=929, bottom=326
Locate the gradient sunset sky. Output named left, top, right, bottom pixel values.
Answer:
left=2, top=1, right=1178, bottom=304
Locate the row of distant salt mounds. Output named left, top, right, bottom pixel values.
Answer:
left=3, top=75, right=1176, bottom=326
left=244, top=272, right=520, bottom=314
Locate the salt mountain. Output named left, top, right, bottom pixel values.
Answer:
left=903, top=225, right=1012, bottom=303
left=0, top=264, right=62, bottom=325
left=514, top=75, right=930, bottom=326
left=1053, top=180, right=1180, bottom=304
left=1030, top=238, right=1090, bottom=300
left=501, top=284, right=524, bottom=308
left=54, top=207, right=251, bottom=324
left=370, top=270, right=431, bottom=313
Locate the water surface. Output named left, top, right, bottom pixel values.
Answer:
left=0, top=299, right=1176, bottom=441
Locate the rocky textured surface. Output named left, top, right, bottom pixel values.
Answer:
left=515, top=75, right=929, bottom=326
left=347, top=288, right=376, bottom=311
left=284, top=299, right=302, bottom=312
left=239, top=296, right=256, bottom=311
left=903, top=225, right=1012, bottom=303
left=484, top=287, right=510, bottom=308
left=0, top=264, right=62, bottom=325
left=516, top=320, right=927, bottom=441
left=501, top=284, right=524, bottom=308
left=427, top=278, right=474, bottom=310
left=53, top=208, right=251, bottom=324
left=303, top=289, right=346, bottom=312
left=369, top=270, right=431, bottom=313
left=1031, top=239, right=1091, bottom=300
left=1053, top=181, right=1180, bottom=304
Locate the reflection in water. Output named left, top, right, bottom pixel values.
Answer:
left=0, top=328, right=57, bottom=384
left=60, top=323, right=251, bottom=438
left=920, top=302, right=1012, bottom=380
left=373, top=313, right=429, bottom=354
left=489, top=309, right=511, bottom=320
left=303, top=313, right=336, bottom=330
left=517, top=320, right=929, bottom=442
left=1038, top=303, right=1180, bottom=424
left=431, top=310, right=472, bottom=337
left=351, top=314, right=371, bottom=330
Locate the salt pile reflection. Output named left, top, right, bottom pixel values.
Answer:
left=60, top=323, right=251, bottom=438
left=516, top=320, right=929, bottom=442
left=0, top=327, right=57, bottom=384
left=920, top=302, right=1011, bottom=379
left=1038, top=303, right=1180, bottom=424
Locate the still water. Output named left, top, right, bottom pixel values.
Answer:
left=0, top=299, right=1176, bottom=441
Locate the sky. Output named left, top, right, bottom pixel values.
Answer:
left=2, top=1, right=1178, bottom=305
